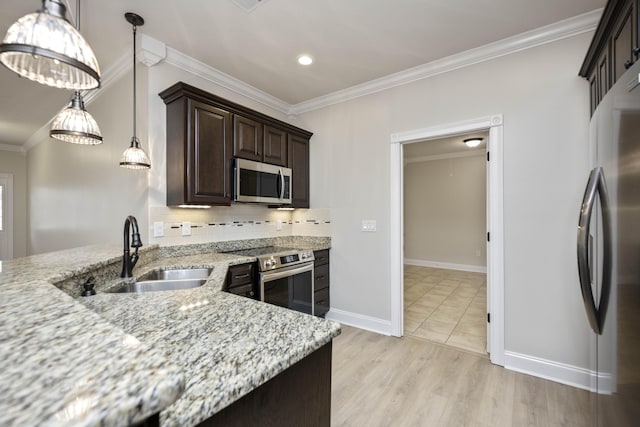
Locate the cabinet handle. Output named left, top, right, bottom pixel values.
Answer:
left=624, top=59, right=634, bottom=70
left=316, top=275, right=326, bottom=280
left=234, top=273, right=250, bottom=279
left=634, top=48, right=640, bottom=58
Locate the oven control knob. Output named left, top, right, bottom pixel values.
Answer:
left=265, top=259, right=276, bottom=268
left=301, top=252, right=309, bottom=259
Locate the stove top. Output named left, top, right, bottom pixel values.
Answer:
left=227, top=246, right=315, bottom=271
left=229, top=246, right=297, bottom=257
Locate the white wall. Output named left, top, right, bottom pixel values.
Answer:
left=0, top=150, right=27, bottom=257
left=298, top=33, right=594, bottom=369
left=404, top=154, right=486, bottom=268
left=27, top=69, right=150, bottom=254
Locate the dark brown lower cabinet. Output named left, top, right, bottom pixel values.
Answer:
left=224, top=263, right=257, bottom=299
left=196, top=342, right=332, bottom=427
left=314, top=250, right=330, bottom=317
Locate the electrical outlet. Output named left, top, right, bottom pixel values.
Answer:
left=475, top=250, right=481, bottom=257
left=153, top=221, right=164, bottom=237
left=362, top=220, right=377, bottom=232
left=182, top=222, right=191, bottom=236
left=276, top=220, right=283, bottom=231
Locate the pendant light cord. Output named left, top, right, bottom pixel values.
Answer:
left=132, top=23, right=137, bottom=143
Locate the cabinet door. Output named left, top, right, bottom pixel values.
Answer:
left=598, top=49, right=610, bottom=106
left=612, top=1, right=637, bottom=82
left=288, top=134, right=310, bottom=208
left=234, top=115, right=263, bottom=162
left=188, top=99, right=232, bottom=204
left=263, top=125, right=288, bottom=166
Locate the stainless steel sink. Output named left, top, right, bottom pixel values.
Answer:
left=105, top=267, right=213, bottom=293
left=138, top=267, right=213, bottom=281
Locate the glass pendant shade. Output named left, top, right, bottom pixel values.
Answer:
left=50, top=92, right=102, bottom=144
left=0, top=0, right=100, bottom=90
left=120, top=137, right=151, bottom=169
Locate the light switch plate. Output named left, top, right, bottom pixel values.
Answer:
left=181, top=222, right=191, bottom=236
left=153, top=221, right=164, bottom=237
left=362, top=220, right=377, bottom=232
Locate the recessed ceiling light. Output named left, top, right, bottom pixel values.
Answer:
left=297, top=54, right=313, bottom=66
left=463, top=138, right=483, bottom=148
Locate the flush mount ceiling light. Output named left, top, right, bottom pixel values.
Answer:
left=0, top=0, right=100, bottom=90
left=464, top=138, right=483, bottom=148
left=120, top=13, right=150, bottom=170
left=49, top=1, right=102, bottom=145
left=297, top=54, right=313, bottom=66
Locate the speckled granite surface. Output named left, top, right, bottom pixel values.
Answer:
left=0, top=237, right=337, bottom=427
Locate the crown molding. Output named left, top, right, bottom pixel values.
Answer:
left=0, top=143, right=26, bottom=154
left=291, top=9, right=602, bottom=114
left=163, top=45, right=292, bottom=115
left=19, top=9, right=602, bottom=151
left=23, top=51, right=132, bottom=152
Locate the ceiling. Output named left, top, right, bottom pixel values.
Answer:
left=404, top=132, right=489, bottom=159
left=0, top=0, right=605, bottom=147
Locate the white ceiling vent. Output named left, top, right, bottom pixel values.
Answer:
left=231, top=0, right=271, bottom=13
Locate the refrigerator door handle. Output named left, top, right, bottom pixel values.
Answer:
left=577, top=167, right=612, bottom=335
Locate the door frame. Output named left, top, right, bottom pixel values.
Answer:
left=390, top=115, right=505, bottom=366
left=0, top=173, right=14, bottom=260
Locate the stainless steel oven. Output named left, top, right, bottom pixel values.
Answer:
left=228, top=246, right=315, bottom=315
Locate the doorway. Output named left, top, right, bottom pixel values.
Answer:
left=403, top=133, right=488, bottom=355
left=390, top=115, right=505, bottom=366
left=0, top=173, right=14, bottom=261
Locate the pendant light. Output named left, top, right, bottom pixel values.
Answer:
left=0, top=0, right=100, bottom=90
left=49, top=0, right=102, bottom=145
left=119, top=13, right=150, bottom=170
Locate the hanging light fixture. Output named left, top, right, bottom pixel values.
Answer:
left=0, top=0, right=100, bottom=90
left=49, top=0, right=102, bottom=145
left=50, top=92, right=102, bottom=144
left=119, top=13, right=150, bottom=170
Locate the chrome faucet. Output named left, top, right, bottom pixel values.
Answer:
left=120, top=215, right=143, bottom=278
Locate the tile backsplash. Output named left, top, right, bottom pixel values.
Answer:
left=149, top=204, right=330, bottom=246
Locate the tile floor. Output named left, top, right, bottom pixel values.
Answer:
left=404, top=265, right=487, bottom=355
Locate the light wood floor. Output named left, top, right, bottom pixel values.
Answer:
left=331, top=326, right=591, bottom=427
left=404, top=266, right=487, bottom=355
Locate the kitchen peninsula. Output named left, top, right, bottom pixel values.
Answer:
left=0, top=237, right=339, bottom=427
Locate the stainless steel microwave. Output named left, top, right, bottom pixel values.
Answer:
left=233, top=158, right=292, bottom=204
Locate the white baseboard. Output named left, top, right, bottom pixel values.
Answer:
left=504, top=351, right=613, bottom=394
left=404, top=258, right=487, bottom=274
left=325, top=308, right=392, bottom=336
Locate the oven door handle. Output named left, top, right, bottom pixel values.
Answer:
left=261, top=263, right=314, bottom=283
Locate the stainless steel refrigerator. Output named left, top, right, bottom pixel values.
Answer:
left=578, top=59, right=640, bottom=426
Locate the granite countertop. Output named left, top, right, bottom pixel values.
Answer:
left=0, top=236, right=338, bottom=427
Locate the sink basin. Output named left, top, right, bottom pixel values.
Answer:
left=105, top=267, right=213, bottom=293
left=138, top=267, right=213, bottom=281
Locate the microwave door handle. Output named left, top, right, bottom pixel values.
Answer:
left=577, top=168, right=601, bottom=334
left=278, top=168, right=284, bottom=200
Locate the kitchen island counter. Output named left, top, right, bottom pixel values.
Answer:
left=0, top=237, right=338, bottom=427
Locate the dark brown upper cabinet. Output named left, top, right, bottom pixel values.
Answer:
left=288, top=134, right=310, bottom=208
left=580, top=0, right=639, bottom=114
left=163, top=96, right=233, bottom=206
left=160, top=82, right=312, bottom=207
left=234, top=115, right=263, bottom=162
left=263, top=125, right=288, bottom=167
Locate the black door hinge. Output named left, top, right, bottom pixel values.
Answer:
left=487, top=151, right=490, bottom=161
left=488, top=313, right=491, bottom=323
left=487, top=232, right=490, bottom=242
